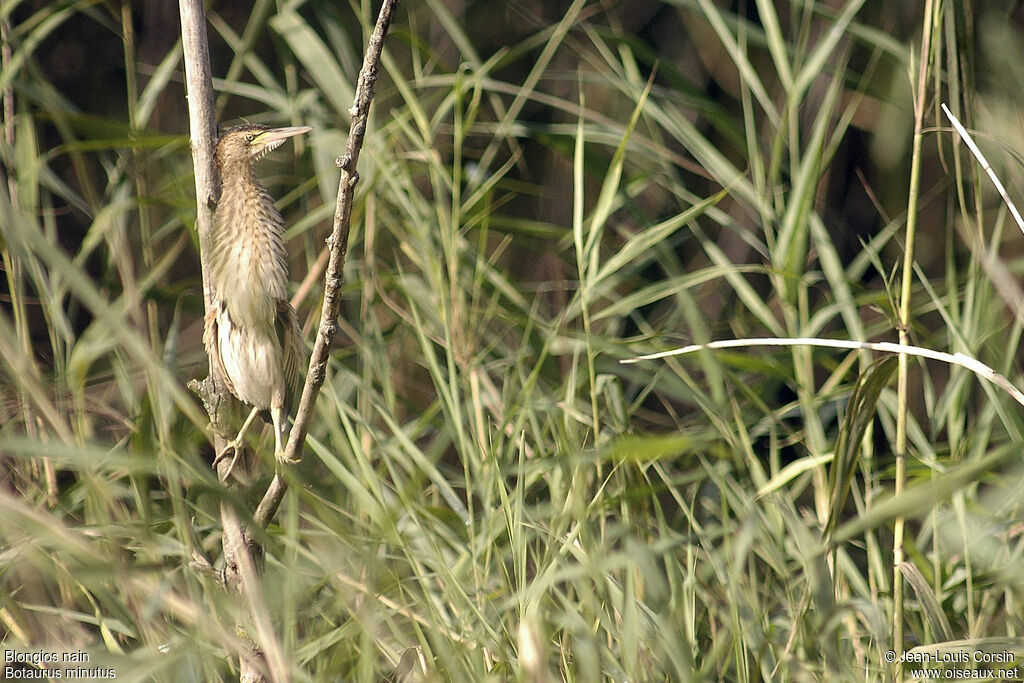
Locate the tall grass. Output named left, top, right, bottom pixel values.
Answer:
left=2, top=1, right=1024, bottom=681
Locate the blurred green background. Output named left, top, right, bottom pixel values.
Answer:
left=3, top=1, right=1024, bottom=680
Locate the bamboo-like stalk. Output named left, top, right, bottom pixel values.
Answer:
left=895, top=0, right=936, bottom=671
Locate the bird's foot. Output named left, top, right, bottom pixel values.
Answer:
left=274, top=442, right=303, bottom=468
left=215, top=407, right=261, bottom=482
left=274, top=447, right=294, bottom=467
left=213, top=439, right=245, bottom=482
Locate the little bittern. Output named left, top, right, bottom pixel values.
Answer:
left=203, top=124, right=310, bottom=478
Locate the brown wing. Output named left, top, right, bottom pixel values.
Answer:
left=275, top=298, right=303, bottom=415
left=203, top=302, right=237, bottom=397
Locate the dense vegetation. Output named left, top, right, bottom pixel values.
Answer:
left=3, top=1, right=1024, bottom=680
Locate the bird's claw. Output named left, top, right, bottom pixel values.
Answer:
left=213, top=440, right=244, bottom=482
left=274, top=444, right=303, bottom=467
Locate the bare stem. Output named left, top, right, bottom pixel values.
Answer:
left=894, top=0, right=936, bottom=671
left=179, top=1, right=269, bottom=680
left=254, top=0, right=399, bottom=528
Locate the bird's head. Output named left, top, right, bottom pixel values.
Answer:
left=214, top=124, right=312, bottom=170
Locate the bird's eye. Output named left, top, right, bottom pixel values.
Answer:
left=245, top=133, right=255, bottom=142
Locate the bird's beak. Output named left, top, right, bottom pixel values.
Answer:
left=252, top=126, right=312, bottom=156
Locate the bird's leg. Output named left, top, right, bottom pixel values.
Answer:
left=214, top=405, right=261, bottom=482
left=271, top=404, right=288, bottom=464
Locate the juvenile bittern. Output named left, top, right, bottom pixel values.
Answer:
left=204, top=124, right=310, bottom=479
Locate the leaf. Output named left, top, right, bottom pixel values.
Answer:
left=271, top=10, right=353, bottom=117
left=602, top=433, right=714, bottom=463
left=899, top=561, right=954, bottom=643
left=824, top=356, right=897, bottom=538
left=827, top=443, right=1019, bottom=549
left=593, top=188, right=728, bottom=286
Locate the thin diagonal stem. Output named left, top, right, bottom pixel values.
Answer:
left=254, top=0, right=399, bottom=528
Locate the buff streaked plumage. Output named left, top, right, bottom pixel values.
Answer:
left=203, top=123, right=310, bottom=478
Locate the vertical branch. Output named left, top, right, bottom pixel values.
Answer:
left=177, top=0, right=242, bottom=473
left=254, top=0, right=400, bottom=528
left=178, top=2, right=268, bottom=681
left=178, top=2, right=218, bottom=300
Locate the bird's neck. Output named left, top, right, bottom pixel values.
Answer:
left=219, top=163, right=256, bottom=187
left=219, top=165, right=276, bottom=214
